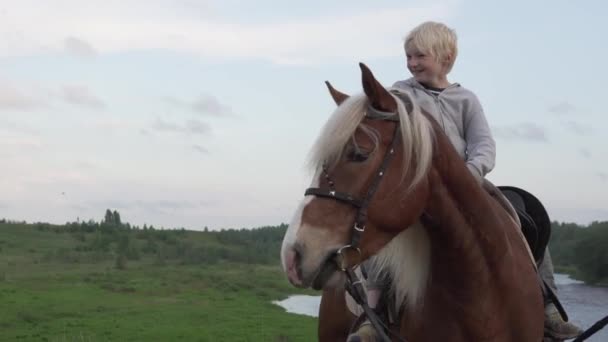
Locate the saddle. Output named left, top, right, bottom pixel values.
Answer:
left=496, top=185, right=551, bottom=264
left=488, top=183, right=569, bottom=322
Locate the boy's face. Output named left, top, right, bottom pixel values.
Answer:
left=406, top=47, right=449, bottom=87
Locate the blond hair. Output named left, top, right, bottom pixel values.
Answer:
left=404, top=21, right=458, bottom=72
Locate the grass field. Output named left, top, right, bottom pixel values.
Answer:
left=0, top=223, right=318, bottom=341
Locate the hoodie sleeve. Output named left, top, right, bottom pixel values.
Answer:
left=463, top=94, right=496, bottom=178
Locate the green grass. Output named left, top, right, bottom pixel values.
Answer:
left=0, top=224, right=318, bottom=341
left=0, top=265, right=318, bottom=341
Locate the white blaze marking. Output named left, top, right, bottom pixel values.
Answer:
left=280, top=170, right=320, bottom=272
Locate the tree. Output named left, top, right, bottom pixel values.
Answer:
left=115, top=253, right=127, bottom=270
left=113, top=210, right=121, bottom=226
left=104, top=209, right=114, bottom=225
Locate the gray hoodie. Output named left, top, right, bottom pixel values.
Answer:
left=392, top=78, right=496, bottom=181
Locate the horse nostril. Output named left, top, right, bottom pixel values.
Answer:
left=294, top=244, right=303, bottom=277
left=285, top=243, right=305, bottom=286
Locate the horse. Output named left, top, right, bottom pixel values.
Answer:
left=280, top=63, right=544, bottom=341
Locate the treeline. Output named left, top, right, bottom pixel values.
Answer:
left=550, top=221, right=608, bottom=285
left=2, top=212, right=606, bottom=285
left=0, top=210, right=288, bottom=270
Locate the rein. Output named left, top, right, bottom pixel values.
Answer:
left=573, top=314, right=608, bottom=341
left=304, top=105, right=405, bottom=342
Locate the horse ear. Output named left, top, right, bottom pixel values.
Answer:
left=325, top=81, right=349, bottom=105
left=359, top=63, right=397, bottom=112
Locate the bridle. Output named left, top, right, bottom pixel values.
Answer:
left=304, top=106, right=400, bottom=264
left=304, top=104, right=404, bottom=342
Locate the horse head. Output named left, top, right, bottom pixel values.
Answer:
left=281, top=63, right=435, bottom=290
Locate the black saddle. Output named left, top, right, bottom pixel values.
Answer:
left=498, top=186, right=570, bottom=322
left=498, top=186, right=551, bottom=264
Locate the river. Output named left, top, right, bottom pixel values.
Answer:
left=274, top=273, right=608, bottom=341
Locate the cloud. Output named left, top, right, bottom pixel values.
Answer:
left=74, top=159, right=107, bottom=171
left=548, top=101, right=578, bottom=115
left=0, top=119, right=39, bottom=135
left=0, top=121, right=43, bottom=158
left=191, top=94, right=233, bottom=116
left=0, top=80, right=105, bottom=111
left=164, top=94, right=233, bottom=117
left=151, top=118, right=211, bottom=135
left=62, top=85, right=105, bottom=109
left=192, top=144, right=209, bottom=154
left=598, top=173, right=608, bottom=182
left=21, top=170, right=94, bottom=186
left=152, top=118, right=182, bottom=133
left=185, top=119, right=211, bottom=134
left=492, top=123, right=548, bottom=142
left=91, top=118, right=132, bottom=132
left=562, top=121, right=592, bottom=136
left=0, top=136, right=43, bottom=151
left=139, top=129, right=153, bottom=136
left=0, top=81, right=48, bottom=110
left=578, top=147, right=591, bottom=159
left=0, top=1, right=453, bottom=64
left=64, top=36, right=97, bottom=58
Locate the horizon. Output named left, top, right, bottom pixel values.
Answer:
left=2, top=1, right=607, bottom=230
left=1, top=213, right=604, bottom=232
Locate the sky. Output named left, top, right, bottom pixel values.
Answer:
left=1, top=0, right=607, bottom=230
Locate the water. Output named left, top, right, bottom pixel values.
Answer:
left=274, top=274, right=608, bottom=341
left=272, top=295, right=321, bottom=317
left=555, top=274, right=608, bottom=341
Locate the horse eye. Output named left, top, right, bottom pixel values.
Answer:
left=346, top=150, right=369, bottom=162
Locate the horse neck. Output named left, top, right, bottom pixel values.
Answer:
left=422, top=129, right=511, bottom=290
left=398, top=126, right=543, bottom=341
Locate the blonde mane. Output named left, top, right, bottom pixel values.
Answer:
left=372, top=222, right=431, bottom=311
left=308, top=88, right=435, bottom=190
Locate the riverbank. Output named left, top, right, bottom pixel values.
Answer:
left=555, top=266, right=608, bottom=288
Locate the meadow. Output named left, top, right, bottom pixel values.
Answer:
left=0, top=221, right=317, bottom=341
left=1, top=214, right=606, bottom=341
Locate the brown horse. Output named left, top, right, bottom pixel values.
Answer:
left=281, top=63, right=544, bottom=341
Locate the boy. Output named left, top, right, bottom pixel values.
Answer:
left=348, top=21, right=582, bottom=342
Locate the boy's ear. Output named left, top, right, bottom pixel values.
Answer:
left=444, top=53, right=454, bottom=65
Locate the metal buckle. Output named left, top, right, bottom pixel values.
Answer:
left=335, top=245, right=362, bottom=271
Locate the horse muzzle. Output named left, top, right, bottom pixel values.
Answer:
left=283, top=243, right=341, bottom=290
